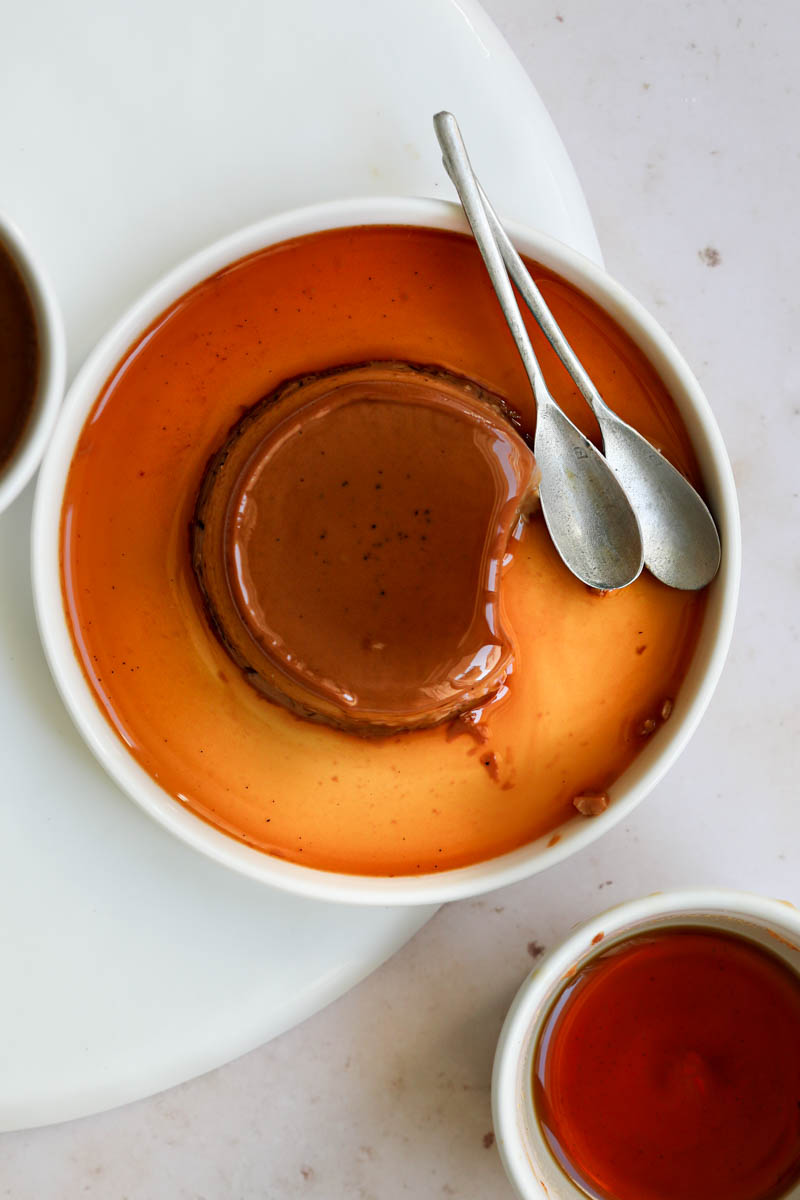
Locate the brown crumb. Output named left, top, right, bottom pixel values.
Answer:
left=698, top=246, right=721, bottom=267
left=527, top=940, right=545, bottom=960
left=573, top=791, right=610, bottom=817
left=638, top=718, right=657, bottom=737
left=636, top=644, right=647, bottom=655
left=483, top=1131, right=495, bottom=1149
left=300, top=1166, right=315, bottom=1181
left=660, top=698, right=674, bottom=721
left=591, top=931, right=605, bottom=945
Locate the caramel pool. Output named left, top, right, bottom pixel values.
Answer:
left=61, top=226, right=706, bottom=875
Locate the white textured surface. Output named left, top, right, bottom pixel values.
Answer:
left=2, top=0, right=799, bottom=1196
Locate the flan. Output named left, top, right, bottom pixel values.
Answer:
left=191, top=362, right=540, bottom=734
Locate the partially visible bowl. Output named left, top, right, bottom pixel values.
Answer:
left=0, top=212, right=66, bottom=514
left=31, top=196, right=740, bottom=904
left=492, top=889, right=800, bottom=1200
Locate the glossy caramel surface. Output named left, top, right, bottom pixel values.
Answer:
left=534, top=929, right=800, bottom=1200
left=61, top=226, right=706, bottom=875
left=192, top=362, right=538, bottom=733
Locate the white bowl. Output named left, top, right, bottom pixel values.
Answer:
left=0, top=213, right=66, bottom=514
left=32, top=196, right=740, bottom=905
left=492, top=888, right=800, bottom=1199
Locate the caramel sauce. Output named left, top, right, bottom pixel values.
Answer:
left=60, top=226, right=707, bottom=875
left=534, top=928, right=800, bottom=1200
left=192, top=362, right=538, bottom=733
left=0, top=239, right=38, bottom=468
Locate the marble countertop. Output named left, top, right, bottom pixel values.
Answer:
left=3, top=1, right=798, bottom=1195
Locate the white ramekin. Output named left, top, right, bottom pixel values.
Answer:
left=492, top=888, right=800, bottom=1199
left=31, top=197, right=740, bottom=905
left=0, top=212, right=66, bottom=514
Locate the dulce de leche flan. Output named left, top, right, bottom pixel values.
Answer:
left=191, top=362, right=540, bottom=734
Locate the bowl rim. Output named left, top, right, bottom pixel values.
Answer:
left=31, top=194, right=741, bottom=905
left=490, top=888, right=800, bottom=1200
left=0, top=210, right=66, bottom=514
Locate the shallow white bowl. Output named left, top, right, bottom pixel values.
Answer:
left=0, top=212, right=66, bottom=514
left=492, top=888, right=800, bottom=1200
left=32, top=196, right=740, bottom=905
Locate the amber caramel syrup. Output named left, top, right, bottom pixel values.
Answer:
left=60, top=226, right=707, bottom=875
left=534, top=928, right=800, bottom=1200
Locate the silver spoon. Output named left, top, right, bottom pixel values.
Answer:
left=433, top=111, right=644, bottom=592
left=444, top=140, right=721, bottom=591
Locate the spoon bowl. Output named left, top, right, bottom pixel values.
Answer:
left=534, top=395, right=644, bottom=590
left=595, top=412, right=721, bottom=589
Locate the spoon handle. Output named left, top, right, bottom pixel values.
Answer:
left=469, top=172, right=609, bottom=420
left=433, top=112, right=551, bottom=407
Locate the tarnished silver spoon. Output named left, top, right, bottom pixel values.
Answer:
left=440, top=122, right=721, bottom=591
left=434, top=110, right=644, bottom=592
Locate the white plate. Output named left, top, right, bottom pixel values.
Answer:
left=0, top=0, right=598, bottom=1130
